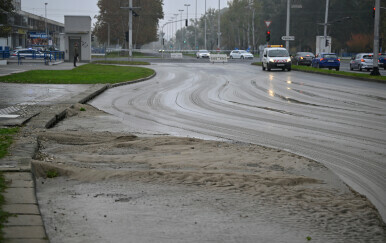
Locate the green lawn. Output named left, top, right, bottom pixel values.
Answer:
left=92, top=51, right=156, bottom=59
left=252, top=62, right=386, bottom=82
left=92, top=60, right=151, bottom=65
left=0, top=64, right=155, bottom=84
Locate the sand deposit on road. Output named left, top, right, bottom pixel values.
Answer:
left=33, top=104, right=386, bottom=243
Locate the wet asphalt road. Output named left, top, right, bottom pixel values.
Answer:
left=90, top=62, right=386, bottom=222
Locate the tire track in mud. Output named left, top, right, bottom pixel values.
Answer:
left=89, top=63, right=386, bottom=222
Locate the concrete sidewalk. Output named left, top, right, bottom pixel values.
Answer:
left=0, top=63, right=155, bottom=241
left=0, top=83, right=109, bottom=242
left=0, top=62, right=84, bottom=77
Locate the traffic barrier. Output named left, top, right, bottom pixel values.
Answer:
left=171, top=53, right=183, bottom=59
left=210, top=54, right=228, bottom=63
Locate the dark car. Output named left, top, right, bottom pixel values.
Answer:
left=293, top=52, right=315, bottom=66
left=378, top=53, right=386, bottom=70
left=312, top=53, right=340, bottom=71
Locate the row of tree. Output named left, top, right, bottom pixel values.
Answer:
left=170, top=0, right=385, bottom=54
left=93, top=0, right=163, bottom=48
left=93, top=0, right=385, bottom=54
left=0, top=0, right=15, bottom=38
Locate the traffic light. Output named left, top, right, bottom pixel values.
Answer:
left=185, top=19, right=188, bottom=26
left=266, top=31, right=271, bottom=42
left=162, top=38, right=165, bottom=45
left=125, top=31, right=129, bottom=42
left=325, top=39, right=329, bottom=47
left=373, top=7, right=376, bottom=18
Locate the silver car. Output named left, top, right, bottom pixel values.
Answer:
left=196, top=50, right=210, bottom=58
left=350, top=53, right=373, bottom=71
left=230, top=50, right=254, bottom=59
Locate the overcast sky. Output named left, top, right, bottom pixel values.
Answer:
left=21, top=0, right=230, bottom=27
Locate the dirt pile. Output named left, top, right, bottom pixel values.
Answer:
left=33, top=104, right=386, bottom=242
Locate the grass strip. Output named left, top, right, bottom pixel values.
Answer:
left=0, top=63, right=155, bottom=84
left=0, top=127, right=19, bottom=159
left=0, top=127, right=19, bottom=240
left=92, top=51, right=156, bottom=59
left=252, top=62, right=386, bottom=82
left=92, top=60, right=150, bottom=65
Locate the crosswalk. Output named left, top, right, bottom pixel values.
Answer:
left=0, top=104, right=28, bottom=118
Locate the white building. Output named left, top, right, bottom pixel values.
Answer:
left=62, top=16, right=92, bottom=63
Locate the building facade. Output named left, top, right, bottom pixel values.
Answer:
left=0, top=0, right=64, bottom=50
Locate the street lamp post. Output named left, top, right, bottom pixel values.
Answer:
left=45, top=3, right=48, bottom=44
left=179, top=9, right=184, bottom=50
left=174, top=14, right=179, bottom=49
left=184, top=4, right=190, bottom=50
left=217, top=0, right=221, bottom=50
left=195, top=0, right=197, bottom=50
left=205, top=0, right=207, bottom=50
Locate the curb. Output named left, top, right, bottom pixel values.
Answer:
left=251, top=62, right=386, bottom=83
left=292, top=68, right=386, bottom=83
left=0, top=71, right=156, bottom=242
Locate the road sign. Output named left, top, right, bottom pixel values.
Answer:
left=264, top=21, right=272, bottom=28
left=281, top=36, right=295, bottom=41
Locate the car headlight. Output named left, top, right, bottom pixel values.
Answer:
left=269, top=58, right=274, bottom=62
left=287, top=58, right=291, bottom=62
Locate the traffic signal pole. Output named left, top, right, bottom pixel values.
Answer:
left=371, top=0, right=381, bottom=76
left=285, top=0, right=290, bottom=51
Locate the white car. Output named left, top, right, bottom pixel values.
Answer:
left=229, top=50, right=254, bottom=59
left=262, top=47, right=291, bottom=71
left=196, top=50, right=210, bottom=58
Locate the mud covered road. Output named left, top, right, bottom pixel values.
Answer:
left=33, top=104, right=386, bottom=243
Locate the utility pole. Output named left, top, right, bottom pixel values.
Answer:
left=285, top=0, right=290, bottom=52
left=120, top=0, right=140, bottom=58
left=323, top=0, right=329, bottom=53
left=371, top=0, right=381, bottom=76
left=217, top=0, right=221, bottom=49
left=128, top=0, right=133, bottom=57
left=44, top=3, right=48, bottom=43
left=179, top=9, right=184, bottom=50
left=195, top=0, right=197, bottom=50
left=184, top=4, right=190, bottom=50
left=204, top=0, right=207, bottom=50
left=174, top=14, right=179, bottom=49
left=107, top=23, right=110, bottom=48
left=249, top=0, right=255, bottom=53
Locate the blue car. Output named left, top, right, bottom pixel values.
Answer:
left=312, top=53, right=340, bottom=71
left=378, top=53, right=386, bottom=70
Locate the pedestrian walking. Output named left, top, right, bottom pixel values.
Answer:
left=74, top=44, right=79, bottom=67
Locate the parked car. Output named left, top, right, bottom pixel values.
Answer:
left=262, top=47, right=291, bottom=71
left=350, top=53, right=373, bottom=71
left=196, top=50, right=210, bottom=58
left=10, top=49, right=48, bottom=59
left=378, top=53, right=386, bottom=70
left=293, top=52, right=315, bottom=66
left=312, top=53, right=340, bottom=71
left=229, top=50, right=254, bottom=59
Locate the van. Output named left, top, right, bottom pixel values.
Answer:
left=262, top=47, right=292, bottom=71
